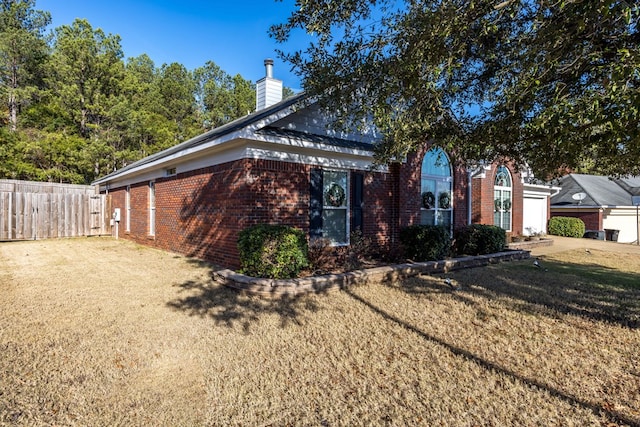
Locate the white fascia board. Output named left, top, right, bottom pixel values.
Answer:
left=523, top=183, right=562, bottom=197
left=601, top=205, right=638, bottom=210
left=246, top=147, right=377, bottom=171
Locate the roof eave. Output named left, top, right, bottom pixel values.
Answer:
left=92, top=94, right=308, bottom=186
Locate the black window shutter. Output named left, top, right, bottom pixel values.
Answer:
left=309, top=168, right=323, bottom=238
left=351, top=172, right=364, bottom=232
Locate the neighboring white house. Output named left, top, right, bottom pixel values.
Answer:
left=551, top=174, right=640, bottom=243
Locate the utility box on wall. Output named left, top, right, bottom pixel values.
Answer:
left=113, top=208, right=121, bottom=222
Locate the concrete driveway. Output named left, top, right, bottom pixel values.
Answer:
left=531, top=235, right=640, bottom=257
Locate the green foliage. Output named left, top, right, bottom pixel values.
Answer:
left=399, top=225, right=451, bottom=261
left=548, top=217, right=586, bottom=238
left=454, top=224, right=506, bottom=256
left=155, top=62, right=198, bottom=141
left=0, top=126, right=22, bottom=178
left=282, top=86, right=296, bottom=100
left=0, top=8, right=263, bottom=184
left=194, top=61, right=255, bottom=130
left=0, top=0, right=50, bottom=131
left=273, top=0, right=640, bottom=177
left=238, top=224, right=309, bottom=279
left=48, top=19, right=125, bottom=138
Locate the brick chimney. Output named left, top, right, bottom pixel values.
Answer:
left=255, top=59, right=283, bottom=111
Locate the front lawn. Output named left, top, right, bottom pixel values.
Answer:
left=1, top=239, right=638, bottom=425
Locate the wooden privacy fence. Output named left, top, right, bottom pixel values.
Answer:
left=0, top=179, right=111, bottom=241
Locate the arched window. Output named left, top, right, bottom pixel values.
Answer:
left=420, top=147, right=453, bottom=229
left=494, top=165, right=512, bottom=231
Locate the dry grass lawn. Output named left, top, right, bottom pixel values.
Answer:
left=1, top=238, right=639, bottom=426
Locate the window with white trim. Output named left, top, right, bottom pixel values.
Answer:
left=322, top=170, right=349, bottom=245
left=149, top=181, right=155, bottom=236
left=420, top=147, right=453, bottom=230
left=493, top=165, right=512, bottom=231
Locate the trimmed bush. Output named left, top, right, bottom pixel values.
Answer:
left=455, top=224, right=506, bottom=255
left=237, top=224, right=309, bottom=279
left=399, top=225, right=451, bottom=261
left=548, top=216, right=586, bottom=238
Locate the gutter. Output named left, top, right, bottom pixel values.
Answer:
left=467, top=170, right=472, bottom=225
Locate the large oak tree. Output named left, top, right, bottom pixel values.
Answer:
left=272, top=0, right=639, bottom=177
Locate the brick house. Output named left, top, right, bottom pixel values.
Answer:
left=550, top=173, right=640, bottom=243
left=94, top=60, right=557, bottom=268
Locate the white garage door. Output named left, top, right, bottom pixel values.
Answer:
left=523, top=196, right=547, bottom=235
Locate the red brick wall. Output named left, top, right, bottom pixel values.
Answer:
left=397, top=144, right=469, bottom=232
left=452, top=165, right=470, bottom=230
left=110, top=182, right=152, bottom=238
left=362, top=170, right=395, bottom=248
left=109, top=158, right=399, bottom=268
left=471, top=162, right=524, bottom=236
left=109, top=159, right=311, bottom=268
left=550, top=210, right=602, bottom=231
left=107, top=149, right=473, bottom=268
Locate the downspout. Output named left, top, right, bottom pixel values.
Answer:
left=467, top=170, right=472, bottom=225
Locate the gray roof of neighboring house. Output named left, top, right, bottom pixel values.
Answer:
left=551, top=174, right=640, bottom=207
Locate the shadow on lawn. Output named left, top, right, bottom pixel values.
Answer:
left=401, top=258, right=640, bottom=329
left=343, top=287, right=640, bottom=427
left=166, top=275, right=322, bottom=332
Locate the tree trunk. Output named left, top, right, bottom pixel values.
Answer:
left=8, top=91, right=17, bottom=131
left=9, top=58, right=18, bottom=131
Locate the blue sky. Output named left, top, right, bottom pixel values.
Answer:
left=37, top=0, right=307, bottom=91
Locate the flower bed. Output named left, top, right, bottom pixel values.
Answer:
left=213, top=250, right=531, bottom=298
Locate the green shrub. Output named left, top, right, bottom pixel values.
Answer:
left=548, top=216, right=586, bottom=238
left=237, top=224, right=309, bottom=279
left=399, top=225, right=451, bottom=261
left=455, top=224, right=506, bottom=255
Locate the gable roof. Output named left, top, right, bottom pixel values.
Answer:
left=551, top=174, right=640, bottom=207
left=93, top=93, right=379, bottom=187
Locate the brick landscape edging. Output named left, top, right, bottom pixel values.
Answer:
left=212, top=250, right=531, bottom=298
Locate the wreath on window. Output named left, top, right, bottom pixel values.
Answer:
left=325, top=183, right=346, bottom=207
left=421, top=191, right=435, bottom=209
left=438, top=192, right=451, bottom=209
left=494, top=198, right=512, bottom=212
